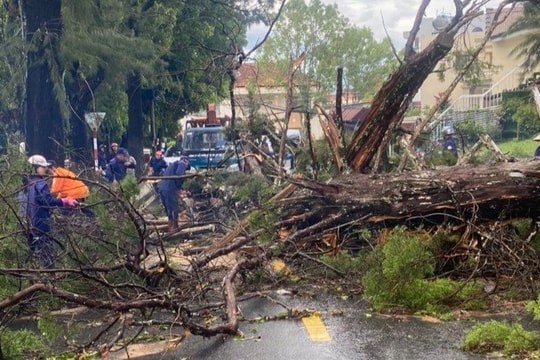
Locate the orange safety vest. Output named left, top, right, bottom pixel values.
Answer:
left=50, top=167, right=89, bottom=199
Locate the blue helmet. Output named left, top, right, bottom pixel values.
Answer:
left=180, top=156, right=191, bottom=170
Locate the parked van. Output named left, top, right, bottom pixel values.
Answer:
left=175, top=126, right=237, bottom=170
left=174, top=104, right=241, bottom=170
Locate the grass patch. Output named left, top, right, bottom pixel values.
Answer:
left=461, top=320, right=540, bottom=356
left=460, top=139, right=537, bottom=163
left=497, top=139, right=538, bottom=158
left=526, top=294, right=540, bottom=321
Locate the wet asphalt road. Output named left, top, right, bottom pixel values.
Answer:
left=113, top=294, right=493, bottom=360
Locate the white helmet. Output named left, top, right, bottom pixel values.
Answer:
left=28, top=154, right=51, bottom=167
left=442, top=126, right=454, bottom=135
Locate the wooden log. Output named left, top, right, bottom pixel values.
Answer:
left=322, top=159, right=540, bottom=226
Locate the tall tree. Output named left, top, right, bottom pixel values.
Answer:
left=134, top=0, right=277, bottom=152
left=345, top=0, right=516, bottom=173
left=122, top=0, right=176, bottom=175
left=16, top=0, right=277, bottom=167
left=330, top=27, right=396, bottom=102
left=61, top=0, right=164, bottom=164
left=23, top=0, right=64, bottom=161
left=157, top=0, right=268, bottom=128
left=0, top=0, right=26, bottom=135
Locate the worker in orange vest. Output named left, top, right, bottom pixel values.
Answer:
left=49, top=160, right=95, bottom=217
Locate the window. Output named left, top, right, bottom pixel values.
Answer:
left=183, top=130, right=226, bottom=150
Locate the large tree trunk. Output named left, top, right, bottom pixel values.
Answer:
left=345, top=31, right=458, bottom=173
left=187, top=158, right=540, bottom=271
left=23, top=0, right=64, bottom=162
left=343, top=0, right=478, bottom=173
left=283, top=159, right=540, bottom=238
left=126, top=72, right=145, bottom=177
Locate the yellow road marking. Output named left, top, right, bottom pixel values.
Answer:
left=302, top=315, right=332, bottom=342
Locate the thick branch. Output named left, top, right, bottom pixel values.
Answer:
left=181, top=256, right=264, bottom=337
left=345, top=30, right=459, bottom=172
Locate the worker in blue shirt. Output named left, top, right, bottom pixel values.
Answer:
left=157, top=156, right=190, bottom=234
left=148, top=150, right=168, bottom=176
left=105, top=147, right=135, bottom=182
left=21, top=155, right=78, bottom=267
left=442, top=127, right=457, bottom=158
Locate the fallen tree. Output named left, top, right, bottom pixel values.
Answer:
left=0, top=152, right=539, bottom=356
left=189, top=158, right=540, bottom=266
left=287, top=159, right=540, bottom=231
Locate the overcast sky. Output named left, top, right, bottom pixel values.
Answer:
left=246, top=0, right=504, bottom=52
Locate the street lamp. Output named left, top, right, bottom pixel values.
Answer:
left=84, top=112, right=106, bottom=172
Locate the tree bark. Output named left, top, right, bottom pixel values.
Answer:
left=23, top=0, right=64, bottom=162
left=345, top=32, right=458, bottom=173
left=126, top=72, right=145, bottom=177
left=288, top=159, right=540, bottom=234
left=277, top=53, right=305, bottom=177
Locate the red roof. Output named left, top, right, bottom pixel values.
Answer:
left=342, top=106, right=369, bottom=124
left=235, top=63, right=257, bottom=88
left=329, top=104, right=370, bottom=124
left=234, top=63, right=282, bottom=88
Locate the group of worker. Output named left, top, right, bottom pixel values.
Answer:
left=98, top=142, right=137, bottom=183
left=100, top=143, right=190, bottom=233
left=19, top=155, right=92, bottom=268
left=19, top=146, right=191, bottom=267
left=98, top=142, right=176, bottom=182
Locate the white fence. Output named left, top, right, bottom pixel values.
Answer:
left=427, top=66, right=524, bottom=141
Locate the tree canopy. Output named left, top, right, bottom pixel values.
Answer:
left=508, top=1, right=540, bottom=73
left=0, top=0, right=277, bottom=162
left=256, top=0, right=396, bottom=104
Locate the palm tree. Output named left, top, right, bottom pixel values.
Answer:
left=508, top=2, right=540, bottom=74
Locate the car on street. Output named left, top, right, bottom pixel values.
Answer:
left=163, top=146, right=182, bottom=166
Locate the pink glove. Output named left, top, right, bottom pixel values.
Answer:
left=61, top=198, right=78, bottom=207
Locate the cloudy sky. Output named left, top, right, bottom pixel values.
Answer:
left=247, top=0, right=504, bottom=51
